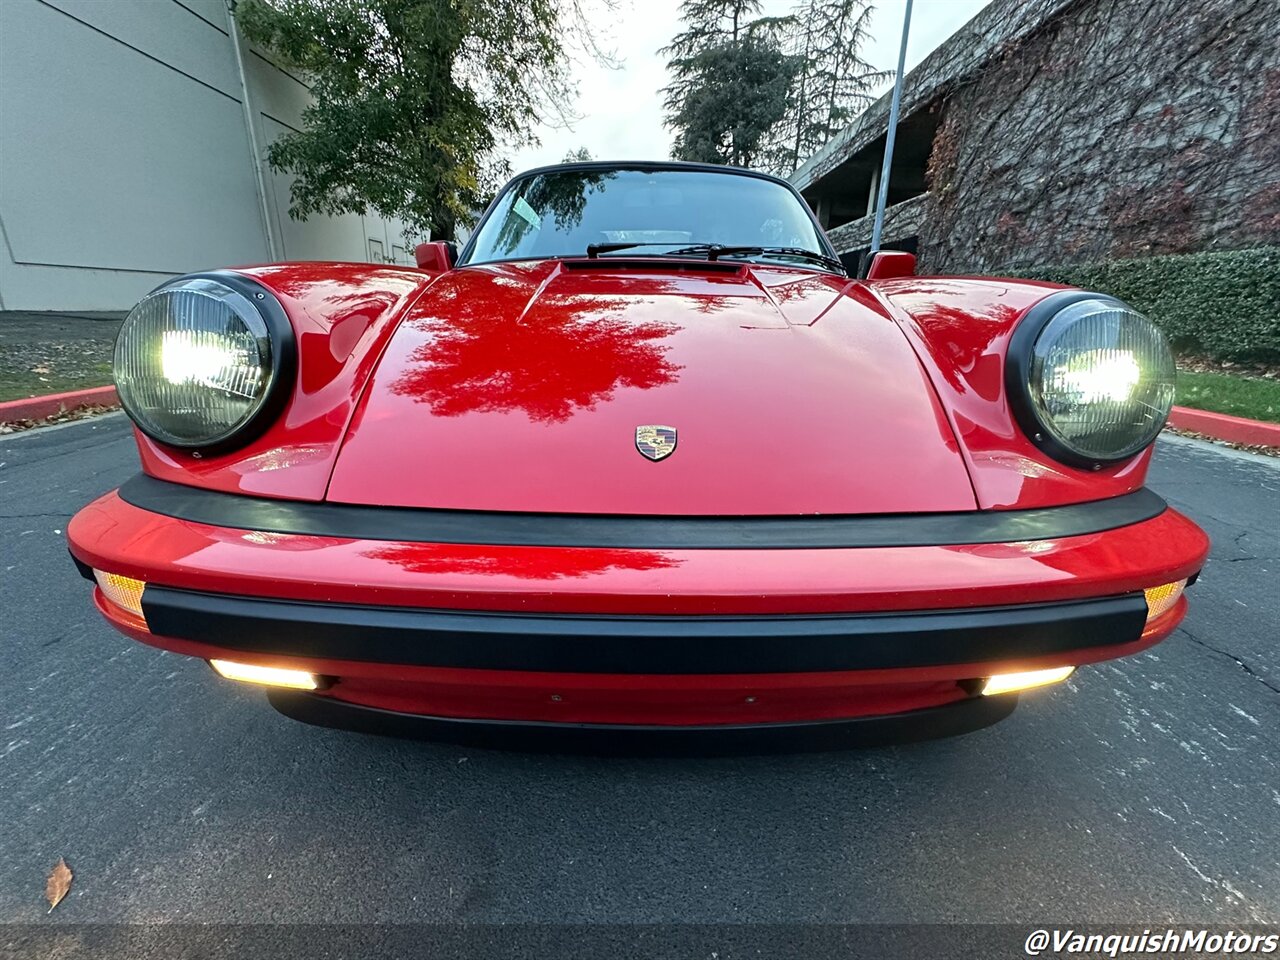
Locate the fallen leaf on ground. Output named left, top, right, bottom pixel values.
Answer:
left=46, top=858, right=72, bottom=912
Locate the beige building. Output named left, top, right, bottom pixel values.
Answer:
left=0, top=0, right=417, bottom=312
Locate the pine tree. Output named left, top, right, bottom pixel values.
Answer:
left=763, top=0, right=888, bottom=174
left=661, top=1, right=801, bottom=167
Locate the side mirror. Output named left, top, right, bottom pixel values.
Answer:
left=414, top=241, right=454, bottom=273
left=865, top=251, right=916, bottom=281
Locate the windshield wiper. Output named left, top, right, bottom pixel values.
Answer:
left=585, top=241, right=694, bottom=258
left=695, top=245, right=846, bottom=273
left=584, top=241, right=845, bottom=274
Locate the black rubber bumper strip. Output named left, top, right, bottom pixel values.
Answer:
left=69, top=548, right=95, bottom=582
left=141, top=587, right=1148, bottom=674
left=266, top=688, right=1020, bottom=755
left=117, top=473, right=1168, bottom=549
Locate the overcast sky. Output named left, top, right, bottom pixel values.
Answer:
left=507, top=0, right=995, bottom=173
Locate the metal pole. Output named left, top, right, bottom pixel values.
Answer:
left=869, top=0, right=913, bottom=254
left=228, top=0, right=281, bottom=261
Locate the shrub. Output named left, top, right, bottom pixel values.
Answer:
left=1017, top=246, right=1280, bottom=362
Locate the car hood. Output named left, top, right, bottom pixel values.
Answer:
left=326, top=260, right=977, bottom=515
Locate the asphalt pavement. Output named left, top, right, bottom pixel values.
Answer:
left=1, top=415, right=1277, bottom=931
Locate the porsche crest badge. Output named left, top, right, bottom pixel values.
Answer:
left=635, top=425, right=677, bottom=461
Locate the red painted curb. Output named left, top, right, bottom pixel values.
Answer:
left=1168, top=405, right=1280, bottom=448
left=0, top=385, right=119, bottom=423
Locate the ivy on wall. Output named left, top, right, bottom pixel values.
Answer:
left=919, top=0, right=1280, bottom=276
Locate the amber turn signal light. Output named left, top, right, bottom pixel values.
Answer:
left=1143, top=579, right=1187, bottom=620
left=981, top=665, right=1074, bottom=696
left=92, top=569, right=146, bottom=618
left=210, top=659, right=320, bottom=691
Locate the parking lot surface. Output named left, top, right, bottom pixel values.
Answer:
left=1, top=416, right=1277, bottom=925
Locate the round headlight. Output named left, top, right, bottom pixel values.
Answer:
left=1007, top=293, right=1175, bottom=466
left=114, top=276, right=290, bottom=449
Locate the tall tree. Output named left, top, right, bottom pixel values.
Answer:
left=234, top=0, right=604, bottom=239
left=661, top=1, right=800, bottom=167
left=763, top=0, right=887, bottom=174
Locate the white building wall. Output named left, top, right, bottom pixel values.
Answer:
left=0, top=0, right=417, bottom=312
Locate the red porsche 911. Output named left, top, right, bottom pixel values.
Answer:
left=68, top=161, right=1208, bottom=752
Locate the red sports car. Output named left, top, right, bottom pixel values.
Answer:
left=68, top=161, right=1208, bottom=752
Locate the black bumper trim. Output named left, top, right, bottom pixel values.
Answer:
left=266, top=689, right=1020, bottom=755
left=69, top=548, right=95, bottom=582
left=116, top=473, right=1167, bottom=550
left=142, top=587, right=1149, bottom=674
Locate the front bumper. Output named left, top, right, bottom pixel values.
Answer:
left=135, top=586, right=1146, bottom=674
left=68, top=476, right=1208, bottom=737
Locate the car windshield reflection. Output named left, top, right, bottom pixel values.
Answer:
left=462, top=166, right=836, bottom=271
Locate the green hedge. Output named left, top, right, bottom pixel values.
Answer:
left=1017, top=246, right=1280, bottom=362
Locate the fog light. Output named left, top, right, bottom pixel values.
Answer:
left=93, top=570, right=146, bottom=618
left=981, top=665, right=1074, bottom=696
left=210, top=659, right=319, bottom=690
left=1144, top=579, right=1187, bottom=620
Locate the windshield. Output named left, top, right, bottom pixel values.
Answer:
left=462, top=167, right=834, bottom=270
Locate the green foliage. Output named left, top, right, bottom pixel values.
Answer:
left=1019, top=247, right=1280, bottom=362
left=661, top=1, right=800, bottom=167
left=660, top=0, right=882, bottom=172
left=234, top=0, right=590, bottom=238
left=662, top=0, right=768, bottom=70
left=1176, top=370, right=1280, bottom=423
left=0, top=362, right=114, bottom=403
left=669, top=39, right=801, bottom=166
left=762, top=0, right=886, bottom=174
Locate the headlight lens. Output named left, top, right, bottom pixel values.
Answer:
left=1020, top=296, right=1175, bottom=463
left=115, top=278, right=279, bottom=447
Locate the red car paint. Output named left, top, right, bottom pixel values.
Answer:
left=326, top=261, right=976, bottom=515
left=69, top=475, right=1207, bottom=728
left=133, top=262, right=436, bottom=500
left=70, top=490, right=1205, bottom=617
left=126, top=262, right=1163, bottom=513
left=67, top=169, right=1210, bottom=738
left=873, top=277, right=1155, bottom=509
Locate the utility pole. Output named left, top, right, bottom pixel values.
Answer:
left=869, top=0, right=913, bottom=254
